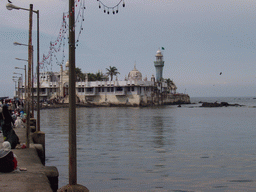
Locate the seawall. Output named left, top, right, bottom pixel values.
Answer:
left=0, top=126, right=59, bottom=192
left=40, top=93, right=190, bottom=109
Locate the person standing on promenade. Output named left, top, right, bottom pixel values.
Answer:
left=1, top=105, right=19, bottom=148
left=0, top=141, right=17, bottom=173
left=1, top=105, right=14, bottom=139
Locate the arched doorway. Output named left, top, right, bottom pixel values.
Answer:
left=63, top=82, right=69, bottom=97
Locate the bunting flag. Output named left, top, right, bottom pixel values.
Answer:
left=41, top=0, right=125, bottom=72
left=98, top=0, right=125, bottom=14
left=41, top=0, right=86, bottom=70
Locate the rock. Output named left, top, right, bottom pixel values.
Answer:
left=201, top=102, right=222, bottom=107
left=201, top=102, right=242, bottom=107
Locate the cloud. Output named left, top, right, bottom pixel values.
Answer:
left=1, top=0, right=256, bottom=97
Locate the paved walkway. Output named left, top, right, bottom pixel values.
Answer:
left=0, top=126, right=57, bottom=192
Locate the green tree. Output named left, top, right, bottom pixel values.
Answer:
left=165, top=78, right=173, bottom=87
left=165, top=78, right=176, bottom=92
left=75, top=67, right=85, bottom=81
left=87, top=73, right=95, bottom=81
left=106, top=66, right=120, bottom=81
left=95, top=72, right=104, bottom=81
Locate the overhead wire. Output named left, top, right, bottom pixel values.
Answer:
left=41, top=0, right=125, bottom=71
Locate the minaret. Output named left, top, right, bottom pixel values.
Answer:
left=154, top=49, right=165, bottom=82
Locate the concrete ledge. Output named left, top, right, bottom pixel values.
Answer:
left=42, top=166, right=59, bottom=192
left=0, top=126, right=59, bottom=192
left=31, top=143, right=45, bottom=165
left=0, top=146, right=54, bottom=192
left=32, top=131, right=46, bottom=165
left=58, top=184, right=89, bottom=192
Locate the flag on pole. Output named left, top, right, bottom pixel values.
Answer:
left=161, top=47, right=165, bottom=50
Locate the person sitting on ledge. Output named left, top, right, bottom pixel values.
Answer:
left=0, top=141, right=17, bottom=173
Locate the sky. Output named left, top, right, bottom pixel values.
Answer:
left=0, top=0, right=255, bottom=97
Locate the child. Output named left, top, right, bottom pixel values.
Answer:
left=0, top=141, right=17, bottom=172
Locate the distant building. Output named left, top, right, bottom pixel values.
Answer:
left=17, top=49, right=190, bottom=106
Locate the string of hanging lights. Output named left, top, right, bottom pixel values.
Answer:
left=41, top=0, right=125, bottom=72
left=97, top=0, right=125, bottom=14
left=41, top=0, right=85, bottom=71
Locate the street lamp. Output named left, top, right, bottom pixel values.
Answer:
left=15, top=58, right=28, bottom=62
left=15, top=66, right=27, bottom=100
left=13, top=72, right=22, bottom=83
left=12, top=78, right=19, bottom=97
left=15, top=63, right=28, bottom=110
left=13, top=72, right=22, bottom=75
left=6, top=3, right=30, bottom=11
left=58, top=0, right=89, bottom=191
left=14, top=43, right=34, bottom=118
left=13, top=72, right=23, bottom=100
left=7, top=3, right=40, bottom=133
left=7, top=3, right=34, bottom=148
left=13, top=73, right=22, bottom=99
left=14, top=42, right=28, bottom=46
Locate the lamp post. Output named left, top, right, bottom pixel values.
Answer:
left=12, top=78, right=18, bottom=97
left=8, top=3, right=40, bottom=132
left=15, top=57, right=30, bottom=147
left=7, top=2, right=41, bottom=147
left=14, top=42, right=34, bottom=118
left=15, top=60, right=28, bottom=117
left=58, top=0, right=89, bottom=191
left=15, top=66, right=27, bottom=100
left=69, top=0, right=77, bottom=186
left=13, top=72, right=22, bottom=99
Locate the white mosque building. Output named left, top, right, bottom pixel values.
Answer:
left=17, top=49, right=190, bottom=106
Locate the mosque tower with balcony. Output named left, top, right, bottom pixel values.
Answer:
left=154, top=49, right=165, bottom=82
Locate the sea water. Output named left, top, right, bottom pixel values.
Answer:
left=41, top=97, right=256, bottom=191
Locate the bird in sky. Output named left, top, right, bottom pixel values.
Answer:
left=220, top=72, right=222, bottom=75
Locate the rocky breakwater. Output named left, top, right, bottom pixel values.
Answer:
left=200, top=101, right=243, bottom=107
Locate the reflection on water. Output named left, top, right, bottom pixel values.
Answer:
left=41, top=99, right=256, bottom=191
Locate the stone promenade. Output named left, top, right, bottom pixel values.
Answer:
left=0, top=126, right=58, bottom=192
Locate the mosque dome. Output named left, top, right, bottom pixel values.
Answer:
left=156, top=49, right=163, bottom=57
left=65, top=60, right=69, bottom=68
left=128, top=64, right=142, bottom=81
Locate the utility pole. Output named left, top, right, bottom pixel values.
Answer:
left=58, top=1, right=125, bottom=191
left=58, top=0, right=88, bottom=191
left=69, top=0, right=77, bottom=186
left=26, top=4, right=33, bottom=148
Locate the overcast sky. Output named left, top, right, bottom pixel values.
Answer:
left=1, top=0, right=255, bottom=97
